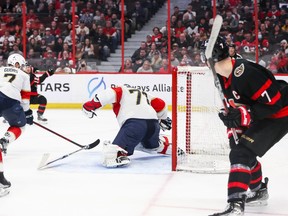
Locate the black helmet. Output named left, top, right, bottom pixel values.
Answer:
left=200, top=36, right=229, bottom=63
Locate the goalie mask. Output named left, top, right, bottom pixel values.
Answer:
left=200, top=36, right=229, bottom=63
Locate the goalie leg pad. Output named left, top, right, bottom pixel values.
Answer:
left=157, top=135, right=170, bottom=154
left=135, top=143, right=158, bottom=154
left=102, top=141, right=130, bottom=168
left=136, top=136, right=170, bottom=155
left=139, top=135, right=182, bottom=156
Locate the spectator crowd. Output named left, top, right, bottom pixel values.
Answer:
left=122, top=0, right=287, bottom=73
left=0, top=0, right=287, bottom=73
left=0, top=0, right=165, bottom=73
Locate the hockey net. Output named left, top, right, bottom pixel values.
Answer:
left=172, top=66, right=230, bottom=173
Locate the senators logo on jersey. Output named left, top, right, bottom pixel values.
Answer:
left=234, top=63, right=245, bottom=77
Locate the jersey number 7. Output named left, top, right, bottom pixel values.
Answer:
left=4, top=73, right=16, bottom=82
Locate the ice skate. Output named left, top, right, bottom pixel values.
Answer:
left=0, top=137, right=9, bottom=154
left=115, top=152, right=130, bottom=167
left=37, top=113, right=48, bottom=124
left=104, top=152, right=130, bottom=168
left=246, top=177, right=269, bottom=207
left=102, top=141, right=130, bottom=168
left=209, top=201, right=244, bottom=216
left=0, top=172, right=11, bottom=197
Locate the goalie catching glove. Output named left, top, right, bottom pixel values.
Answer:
left=82, top=96, right=102, bottom=118
left=218, top=106, right=252, bottom=128
left=159, top=117, right=172, bottom=131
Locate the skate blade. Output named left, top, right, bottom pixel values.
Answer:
left=0, top=188, right=10, bottom=197
left=37, top=120, right=48, bottom=124
left=246, top=200, right=268, bottom=207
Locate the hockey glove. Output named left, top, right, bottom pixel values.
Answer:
left=25, top=109, right=34, bottom=125
left=218, top=106, right=251, bottom=128
left=82, top=97, right=102, bottom=118
left=160, top=117, right=172, bottom=131
left=47, top=68, right=54, bottom=76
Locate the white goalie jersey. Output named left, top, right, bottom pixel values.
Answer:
left=96, top=85, right=167, bottom=126
left=0, top=66, right=31, bottom=111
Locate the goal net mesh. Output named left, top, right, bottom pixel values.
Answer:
left=172, top=66, right=230, bottom=173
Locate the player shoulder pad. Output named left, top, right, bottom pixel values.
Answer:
left=97, top=88, right=120, bottom=106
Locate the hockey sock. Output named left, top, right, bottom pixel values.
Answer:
left=6, top=127, right=22, bottom=142
left=0, top=152, right=3, bottom=172
left=228, top=163, right=251, bottom=202
left=249, top=161, right=262, bottom=191
left=38, top=104, right=46, bottom=115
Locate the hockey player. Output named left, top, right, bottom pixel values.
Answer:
left=26, top=66, right=54, bottom=123
left=82, top=85, right=172, bottom=168
left=0, top=53, right=33, bottom=197
left=201, top=36, right=288, bottom=216
left=228, top=44, right=242, bottom=59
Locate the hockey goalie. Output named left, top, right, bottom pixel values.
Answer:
left=82, top=85, right=172, bottom=168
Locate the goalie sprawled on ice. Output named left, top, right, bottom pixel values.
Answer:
left=82, top=85, right=172, bottom=168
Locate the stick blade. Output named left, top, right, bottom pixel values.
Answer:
left=38, top=153, right=50, bottom=170
left=86, top=139, right=100, bottom=149
left=205, top=15, right=223, bottom=59
left=37, top=139, right=100, bottom=170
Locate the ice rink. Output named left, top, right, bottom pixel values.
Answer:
left=1, top=109, right=288, bottom=216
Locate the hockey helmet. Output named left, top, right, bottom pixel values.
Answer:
left=200, top=36, right=229, bottom=63
left=7, top=53, right=26, bottom=68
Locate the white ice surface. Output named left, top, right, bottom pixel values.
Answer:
left=1, top=109, right=288, bottom=216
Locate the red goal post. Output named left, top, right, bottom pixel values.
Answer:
left=172, top=66, right=230, bottom=173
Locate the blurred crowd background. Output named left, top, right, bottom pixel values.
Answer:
left=0, top=0, right=287, bottom=73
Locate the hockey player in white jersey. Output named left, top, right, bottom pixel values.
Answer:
left=0, top=53, right=34, bottom=197
left=82, top=85, right=171, bottom=167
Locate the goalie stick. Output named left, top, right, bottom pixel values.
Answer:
left=38, top=139, right=100, bottom=170
left=205, top=15, right=239, bottom=144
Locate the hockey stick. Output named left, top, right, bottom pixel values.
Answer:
left=205, top=15, right=239, bottom=144
left=33, top=121, right=97, bottom=149
left=38, top=139, right=100, bottom=170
